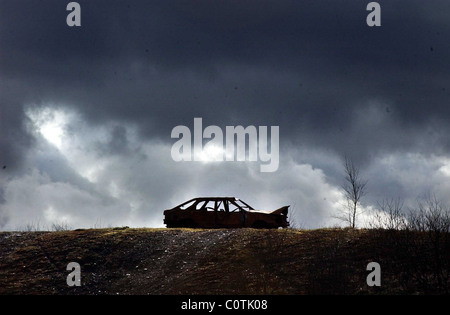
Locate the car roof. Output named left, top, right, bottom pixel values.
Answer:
left=190, top=197, right=239, bottom=201
left=176, top=197, right=254, bottom=209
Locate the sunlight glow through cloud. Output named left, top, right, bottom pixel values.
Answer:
left=195, top=143, right=227, bottom=162
left=26, top=107, right=68, bottom=150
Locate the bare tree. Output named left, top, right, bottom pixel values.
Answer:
left=370, top=198, right=406, bottom=230
left=287, top=206, right=301, bottom=229
left=338, top=156, right=367, bottom=228
left=403, top=196, right=450, bottom=293
left=51, top=221, right=72, bottom=231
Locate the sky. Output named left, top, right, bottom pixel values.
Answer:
left=1, top=0, right=450, bottom=230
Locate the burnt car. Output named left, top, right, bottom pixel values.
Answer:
left=163, top=197, right=289, bottom=229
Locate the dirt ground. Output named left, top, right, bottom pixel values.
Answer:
left=0, top=227, right=445, bottom=295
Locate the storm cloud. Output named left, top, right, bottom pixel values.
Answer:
left=1, top=0, right=450, bottom=230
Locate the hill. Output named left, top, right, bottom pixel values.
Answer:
left=0, top=227, right=448, bottom=294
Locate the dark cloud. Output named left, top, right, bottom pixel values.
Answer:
left=1, top=0, right=450, bottom=229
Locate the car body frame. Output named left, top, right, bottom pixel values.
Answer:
left=163, top=197, right=289, bottom=229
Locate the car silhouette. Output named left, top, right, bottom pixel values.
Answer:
left=163, top=197, right=289, bottom=229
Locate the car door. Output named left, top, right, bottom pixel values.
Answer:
left=215, top=200, right=245, bottom=228
left=192, top=200, right=215, bottom=228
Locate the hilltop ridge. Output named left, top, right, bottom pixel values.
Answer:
left=0, top=227, right=447, bottom=294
